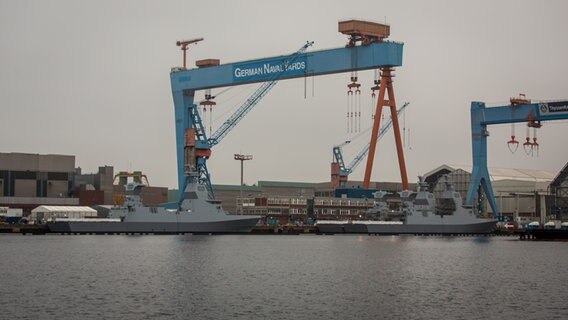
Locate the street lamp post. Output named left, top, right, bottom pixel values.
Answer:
left=234, top=154, right=253, bottom=214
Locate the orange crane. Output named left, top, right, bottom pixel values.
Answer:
left=338, top=20, right=409, bottom=190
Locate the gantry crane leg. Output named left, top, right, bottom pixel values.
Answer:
left=363, top=68, right=409, bottom=190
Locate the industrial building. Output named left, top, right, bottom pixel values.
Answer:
left=0, top=152, right=168, bottom=215
left=211, top=180, right=411, bottom=215
left=199, top=181, right=416, bottom=224
left=0, top=152, right=118, bottom=210
left=3, top=151, right=563, bottom=226
left=74, top=167, right=167, bottom=206
left=74, top=166, right=114, bottom=205
left=199, top=162, right=566, bottom=226
left=111, top=171, right=168, bottom=206
left=423, top=164, right=558, bottom=224
left=0, top=152, right=78, bottom=212
left=239, top=195, right=375, bottom=225
left=205, top=180, right=414, bottom=225
left=549, top=162, right=568, bottom=221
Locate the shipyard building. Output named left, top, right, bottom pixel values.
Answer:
left=203, top=180, right=415, bottom=225
left=423, top=164, right=564, bottom=224
left=2, top=152, right=566, bottom=226
left=206, top=164, right=567, bottom=226
left=0, top=153, right=168, bottom=216
left=0, top=153, right=78, bottom=212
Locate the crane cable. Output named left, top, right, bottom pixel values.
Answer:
left=211, top=84, right=258, bottom=124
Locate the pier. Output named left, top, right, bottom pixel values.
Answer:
left=3, top=223, right=567, bottom=240
left=0, top=223, right=47, bottom=235
left=518, top=229, right=568, bottom=241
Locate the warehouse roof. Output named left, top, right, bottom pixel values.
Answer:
left=258, top=181, right=316, bottom=189
left=551, top=162, right=568, bottom=187
left=424, top=164, right=556, bottom=182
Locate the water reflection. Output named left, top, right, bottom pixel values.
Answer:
left=0, top=235, right=566, bottom=320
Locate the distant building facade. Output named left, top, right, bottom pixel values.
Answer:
left=0, top=152, right=78, bottom=212
left=239, top=195, right=375, bottom=225
left=111, top=171, right=168, bottom=206
left=208, top=180, right=409, bottom=225
left=74, top=166, right=114, bottom=205
left=549, top=162, right=568, bottom=221
left=0, top=152, right=171, bottom=213
left=423, top=164, right=556, bottom=224
left=170, top=164, right=565, bottom=225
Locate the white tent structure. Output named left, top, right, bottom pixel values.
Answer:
left=31, top=206, right=97, bottom=222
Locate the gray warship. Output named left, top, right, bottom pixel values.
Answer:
left=47, top=181, right=260, bottom=234
left=317, top=176, right=497, bottom=234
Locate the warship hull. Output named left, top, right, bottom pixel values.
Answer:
left=316, top=221, right=347, bottom=234
left=47, top=216, right=259, bottom=234
left=365, top=220, right=497, bottom=234
left=316, top=220, right=496, bottom=235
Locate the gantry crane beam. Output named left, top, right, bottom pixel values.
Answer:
left=208, top=42, right=314, bottom=147
left=466, top=100, right=568, bottom=216
left=170, top=41, right=403, bottom=196
left=178, top=42, right=313, bottom=200
left=171, top=42, right=402, bottom=91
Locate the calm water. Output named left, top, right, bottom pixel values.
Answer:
left=0, top=234, right=566, bottom=320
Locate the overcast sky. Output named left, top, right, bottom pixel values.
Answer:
left=1, top=0, right=567, bottom=189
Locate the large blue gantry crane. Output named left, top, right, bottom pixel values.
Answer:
left=170, top=26, right=404, bottom=203
left=466, top=99, right=568, bottom=216
left=177, top=41, right=314, bottom=198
